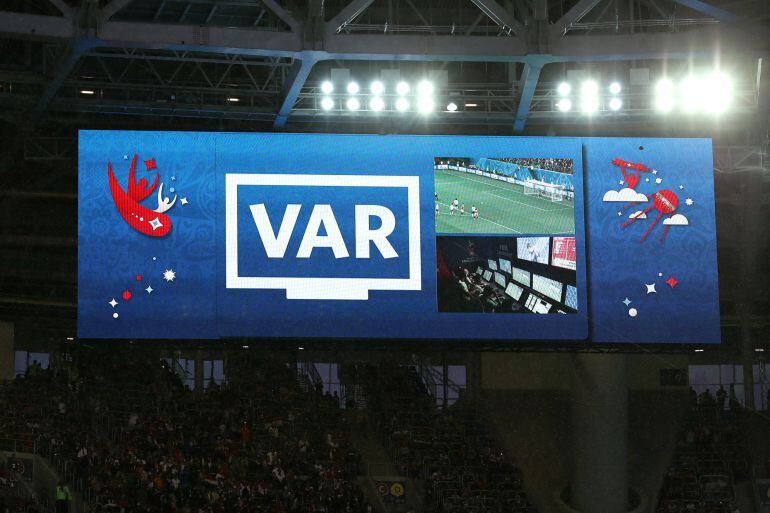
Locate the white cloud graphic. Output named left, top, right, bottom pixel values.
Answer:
left=603, top=188, right=649, bottom=203
left=663, top=213, right=689, bottom=226
left=629, top=210, right=647, bottom=219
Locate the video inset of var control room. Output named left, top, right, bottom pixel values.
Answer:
left=434, top=156, right=577, bottom=315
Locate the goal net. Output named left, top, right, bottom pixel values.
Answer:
left=522, top=180, right=566, bottom=203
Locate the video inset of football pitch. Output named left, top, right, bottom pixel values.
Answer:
left=434, top=168, right=575, bottom=234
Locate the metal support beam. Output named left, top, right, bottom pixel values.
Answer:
left=0, top=12, right=74, bottom=40
left=552, top=0, right=603, bottom=35
left=33, top=41, right=92, bottom=117
left=671, top=0, right=741, bottom=23
left=513, top=63, right=542, bottom=132
left=274, top=56, right=317, bottom=128
left=328, top=0, right=376, bottom=33
left=48, top=0, right=75, bottom=18
left=260, top=0, right=301, bottom=32
left=99, top=0, right=135, bottom=23
left=470, top=0, right=524, bottom=36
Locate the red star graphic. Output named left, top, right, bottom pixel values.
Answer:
left=665, top=276, right=679, bottom=288
left=144, top=158, right=157, bottom=171
left=136, top=274, right=142, bottom=281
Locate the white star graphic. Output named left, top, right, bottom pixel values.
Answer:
left=622, top=297, right=632, bottom=306
left=652, top=169, right=658, bottom=175
left=679, top=185, right=684, bottom=190
left=123, top=155, right=128, bottom=160
left=163, top=269, right=176, bottom=282
left=619, top=180, right=624, bottom=185
left=655, top=178, right=662, bottom=184
left=618, top=211, right=623, bottom=216
left=645, top=283, right=657, bottom=294
left=685, top=198, right=694, bottom=206
left=180, top=197, right=188, bottom=205
left=149, top=217, right=163, bottom=231
left=108, top=298, right=118, bottom=308
left=146, top=285, right=154, bottom=294
left=645, top=178, right=650, bottom=182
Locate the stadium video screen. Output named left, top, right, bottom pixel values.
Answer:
left=511, top=267, right=531, bottom=287
left=505, top=282, right=524, bottom=301
left=552, top=237, right=577, bottom=270
left=78, top=131, right=719, bottom=343
left=532, top=274, right=563, bottom=303
left=517, top=237, right=550, bottom=264
left=565, top=285, right=578, bottom=310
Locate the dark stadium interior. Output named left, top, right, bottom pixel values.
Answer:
left=1, top=1, right=770, bottom=513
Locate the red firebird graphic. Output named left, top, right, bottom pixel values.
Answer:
left=107, top=154, right=174, bottom=237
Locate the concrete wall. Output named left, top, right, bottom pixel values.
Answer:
left=480, top=352, right=689, bottom=391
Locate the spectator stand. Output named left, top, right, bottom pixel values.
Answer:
left=656, top=401, right=750, bottom=513
left=360, top=364, right=538, bottom=513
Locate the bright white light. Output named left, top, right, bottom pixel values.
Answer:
left=396, top=81, right=410, bottom=95
left=80, top=89, right=95, bottom=95
left=703, top=72, right=733, bottom=114
left=320, top=97, right=334, bottom=111
left=228, top=97, right=240, bottom=102
left=581, top=80, right=598, bottom=95
left=464, top=103, right=478, bottom=107
left=395, top=98, right=409, bottom=111
left=417, top=80, right=434, bottom=96
left=446, top=102, right=458, bottom=112
left=609, top=97, right=622, bottom=111
left=609, top=82, right=622, bottom=95
left=346, top=97, right=360, bottom=111
left=346, top=82, right=360, bottom=94
left=321, top=81, right=334, bottom=94
left=370, top=81, right=385, bottom=95
left=556, top=99, right=572, bottom=112
left=369, top=96, right=385, bottom=112
left=417, top=97, right=434, bottom=113
left=580, top=96, right=599, bottom=114
left=655, top=78, right=675, bottom=112
left=680, top=75, right=702, bottom=113
left=557, top=82, right=571, bottom=96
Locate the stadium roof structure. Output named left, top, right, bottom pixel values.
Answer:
left=0, top=0, right=767, bottom=133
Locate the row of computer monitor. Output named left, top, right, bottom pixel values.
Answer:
left=475, top=264, right=577, bottom=313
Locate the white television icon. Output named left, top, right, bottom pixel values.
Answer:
left=225, top=173, right=422, bottom=300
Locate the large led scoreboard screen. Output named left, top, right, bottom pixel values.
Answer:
left=78, top=132, right=719, bottom=343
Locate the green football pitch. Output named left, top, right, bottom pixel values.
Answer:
left=434, top=168, right=575, bottom=234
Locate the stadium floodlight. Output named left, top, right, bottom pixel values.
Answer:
left=321, top=81, right=334, bottom=94
left=580, top=96, right=599, bottom=114
left=417, top=80, right=434, bottom=96
left=395, top=97, right=409, bottom=112
left=654, top=78, right=675, bottom=112
left=680, top=75, right=702, bottom=113
left=320, top=97, right=334, bottom=111
left=396, top=81, right=410, bottom=96
left=228, top=97, right=240, bottom=102
left=346, top=81, right=360, bottom=94
left=556, top=99, right=572, bottom=112
left=465, top=103, right=478, bottom=107
left=446, top=102, right=458, bottom=112
left=80, top=89, right=95, bottom=95
left=417, top=97, right=434, bottom=113
left=609, top=82, right=622, bottom=95
left=370, top=80, right=385, bottom=95
left=369, top=96, right=385, bottom=112
left=609, top=97, right=622, bottom=111
left=581, top=80, right=598, bottom=95
left=703, top=72, right=733, bottom=114
left=557, top=82, right=571, bottom=96
left=346, top=97, right=360, bottom=111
